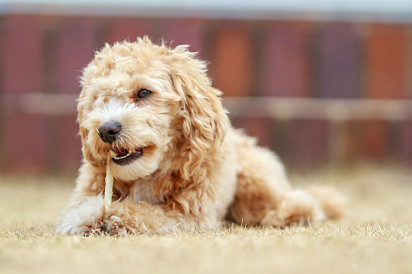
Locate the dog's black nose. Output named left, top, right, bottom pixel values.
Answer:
left=98, top=122, right=121, bottom=143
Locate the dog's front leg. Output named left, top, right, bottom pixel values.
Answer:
left=102, top=199, right=191, bottom=235
left=55, top=195, right=106, bottom=235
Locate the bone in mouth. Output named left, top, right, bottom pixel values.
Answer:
left=104, top=153, right=114, bottom=210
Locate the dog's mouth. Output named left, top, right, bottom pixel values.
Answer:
left=109, top=147, right=143, bottom=166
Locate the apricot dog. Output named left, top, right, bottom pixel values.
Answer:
left=56, top=37, right=343, bottom=235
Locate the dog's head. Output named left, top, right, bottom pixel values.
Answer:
left=77, top=37, right=228, bottom=181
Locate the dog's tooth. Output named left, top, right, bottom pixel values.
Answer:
left=113, top=150, right=133, bottom=160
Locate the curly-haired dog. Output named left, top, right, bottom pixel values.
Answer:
left=56, top=37, right=344, bottom=235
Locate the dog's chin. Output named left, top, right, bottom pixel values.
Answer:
left=99, top=143, right=162, bottom=181
left=109, top=157, right=159, bottom=181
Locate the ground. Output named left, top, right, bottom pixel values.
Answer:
left=0, top=164, right=411, bottom=274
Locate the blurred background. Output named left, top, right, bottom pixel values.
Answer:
left=1, top=0, right=412, bottom=174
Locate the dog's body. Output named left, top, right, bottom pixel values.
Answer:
left=56, top=38, right=343, bottom=235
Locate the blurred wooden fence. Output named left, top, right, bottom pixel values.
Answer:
left=1, top=14, right=412, bottom=173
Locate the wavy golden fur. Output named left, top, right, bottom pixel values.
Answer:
left=56, top=37, right=345, bottom=235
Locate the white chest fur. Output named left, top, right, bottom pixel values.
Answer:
left=130, top=180, right=163, bottom=204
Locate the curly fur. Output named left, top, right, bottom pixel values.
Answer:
left=56, top=37, right=345, bottom=235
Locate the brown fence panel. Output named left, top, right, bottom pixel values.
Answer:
left=1, top=15, right=48, bottom=172
left=210, top=23, right=252, bottom=97
left=365, top=24, right=407, bottom=99
left=316, top=22, right=360, bottom=98
left=260, top=21, right=311, bottom=98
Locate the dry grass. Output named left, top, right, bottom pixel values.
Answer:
left=0, top=165, right=411, bottom=274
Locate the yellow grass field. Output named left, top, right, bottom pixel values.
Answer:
left=1, top=165, right=411, bottom=274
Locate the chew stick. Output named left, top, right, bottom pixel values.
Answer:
left=104, top=154, right=114, bottom=210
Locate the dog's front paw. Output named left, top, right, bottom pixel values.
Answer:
left=55, top=196, right=105, bottom=235
left=102, top=202, right=140, bottom=236
left=102, top=215, right=136, bottom=236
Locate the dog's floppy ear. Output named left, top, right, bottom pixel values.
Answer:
left=77, top=87, right=102, bottom=167
left=170, top=50, right=228, bottom=180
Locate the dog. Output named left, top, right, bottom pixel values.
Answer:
left=56, top=37, right=344, bottom=235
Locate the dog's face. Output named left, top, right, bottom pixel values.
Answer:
left=77, top=38, right=227, bottom=181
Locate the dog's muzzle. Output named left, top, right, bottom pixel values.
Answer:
left=97, top=122, right=145, bottom=165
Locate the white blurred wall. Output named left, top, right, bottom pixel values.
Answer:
left=2, top=0, right=412, bottom=21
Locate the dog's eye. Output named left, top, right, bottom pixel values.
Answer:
left=136, top=89, right=152, bottom=99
